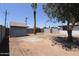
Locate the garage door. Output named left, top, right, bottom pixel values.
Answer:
left=10, top=27, right=27, bottom=37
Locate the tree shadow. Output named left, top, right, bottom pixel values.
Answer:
left=50, top=36, right=79, bottom=51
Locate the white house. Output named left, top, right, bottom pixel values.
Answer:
left=59, top=22, right=79, bottom=36
left=10, top=21, right=28, bottom=37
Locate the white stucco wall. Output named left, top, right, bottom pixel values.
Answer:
left=59, top=30, right=79, bottom=37
left=73, top=26, right=79, bottom=30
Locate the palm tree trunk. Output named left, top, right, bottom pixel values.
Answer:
left=34, top=11, right=36, bottom=34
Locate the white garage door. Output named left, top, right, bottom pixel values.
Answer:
left=10, top=27, right=27, bottom=37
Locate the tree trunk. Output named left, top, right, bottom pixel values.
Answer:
left=34, top=11, right=36, bottom=34
left=67, top=29, right=73, bottom=42
left=67, top=22, right=73, bottom=42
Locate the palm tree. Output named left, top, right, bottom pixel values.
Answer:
left=31, top=3, right=37, bottom=34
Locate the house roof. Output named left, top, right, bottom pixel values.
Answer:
left=59, top=22, right=79, bottom=27
left=10, top=21, right=27, bottom=28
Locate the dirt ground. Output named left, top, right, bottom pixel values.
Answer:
left=9, top=33, right=79, bottom=56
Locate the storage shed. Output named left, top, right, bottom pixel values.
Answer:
left=10, top=21, right=27, bottom=37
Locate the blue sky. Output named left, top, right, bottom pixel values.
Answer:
left=0, top=3, right=62, bottom=28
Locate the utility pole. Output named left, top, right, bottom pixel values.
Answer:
left=4, top=10, right=8, bottom=28
left=25, top=17, right=27, bottom=25
left=4, top=10, right=8, bottom=36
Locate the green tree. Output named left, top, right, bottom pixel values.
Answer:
left=43, top=3, right=79, bottom=41
left=31, top=3, right=37, bottom=34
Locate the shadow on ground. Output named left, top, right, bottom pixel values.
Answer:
left=0, top=36, right=9, bottom=56
left=50, top=36, right=79, bottom=51
left=10, top=34, right=29, bottom=37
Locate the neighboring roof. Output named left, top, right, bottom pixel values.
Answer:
left=59, top=22, right=79, bottom=27
left=10, top=21, right=27, bottom=27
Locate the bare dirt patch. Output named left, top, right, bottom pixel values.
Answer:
left=9, top=33, right=79, bottom=56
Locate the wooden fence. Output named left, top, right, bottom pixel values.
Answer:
left=0, top=25, right=5, bottom=44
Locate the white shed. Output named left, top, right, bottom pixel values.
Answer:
left=10, top=21, right=27, bottom=37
